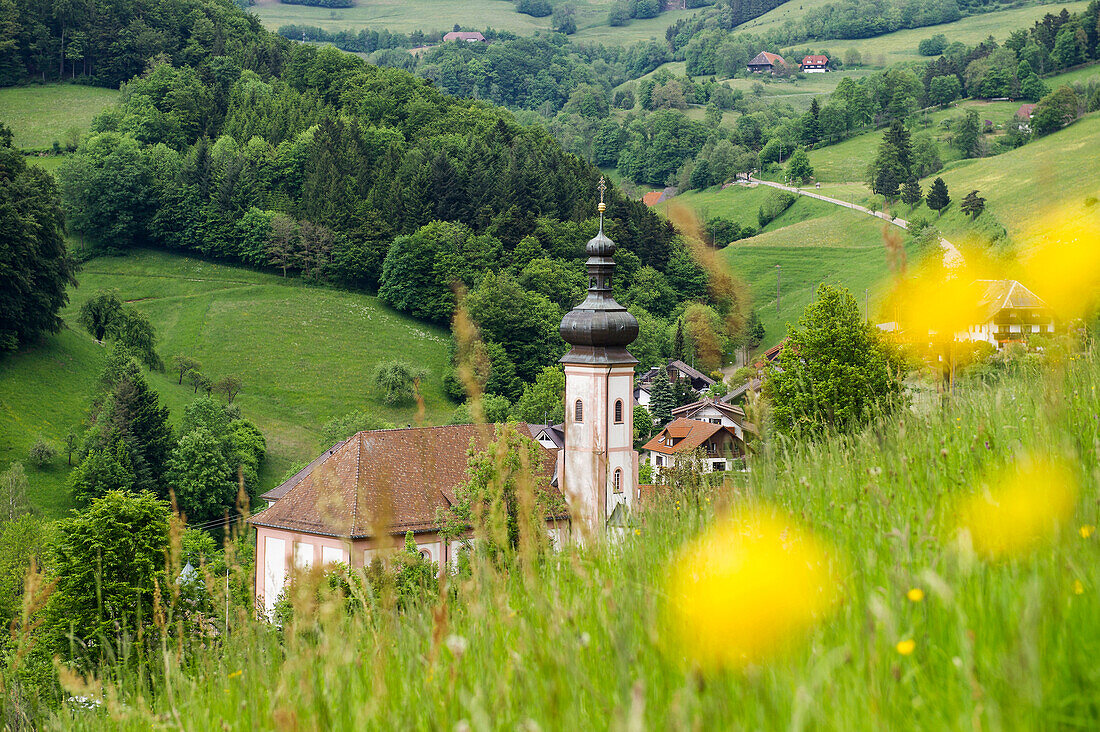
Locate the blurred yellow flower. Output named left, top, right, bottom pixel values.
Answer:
left=1018, top=207, right=1100, bottom=320
left=896, top=639, right=916, bottom=656
left=662, top=508, right=843, bottom=672
left=907, top=588, right=924, bottom=603
left=952, top=455, right=1078, bottom=560
left=1081, top=525, right=1095, bottom=539
left=1073, top=580, right=1085, bottom=596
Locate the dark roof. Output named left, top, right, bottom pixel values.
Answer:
left=723, top=378, right=762, bottom=403
left=973, top=279, right=1050, bottom=321
left=1015, top=103, right=1037, bottom=118
left=528, top=423, right=565, bottom=450
left=250, top=424, right=561, bottom=538
left=668, top=359, right=715, bottom=386
left=641, top=418, right=739, bottom=455
left=801, top=55, right=828, bottom=65
left=748, top=51, right=787, bottom=67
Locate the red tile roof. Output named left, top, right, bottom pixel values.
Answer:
left=641, top=418, right=734, bottom=455
left=443, top=31, right=486, bottom=42
left=250, top=424, right=561, bottom=538
left=801, top=55, right=829, bottom=66
left=749, top=51, right=788, bottom=67
left=642, top=191, right=663, bottom=206
left=1015, top=103, right=1037, bottom=119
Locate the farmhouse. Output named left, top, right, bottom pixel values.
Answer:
left=443, top=31, right=487, bottom=43
left=639, top=359, right=716, bottom=392
left=641, top=418, right=747, bottom=475
left=800, top=55, right=829, bottom=72
left=670, top=397, right=752, bottom=440
left=956, top=279, right=1055, bottom=347
left=747, top=51, right=789, bottom=73
left=1015, top=103, right=1037, bottom=119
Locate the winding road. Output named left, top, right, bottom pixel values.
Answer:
left=747, top=176, right=964, bottom=267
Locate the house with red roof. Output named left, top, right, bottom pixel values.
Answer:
left=747, top=51, right=789, bottom=73
left=641, top=418, right=747, bottom=475
left=800, top=55, right=829, bottom=73
left=443, top=31, right=486, bottom=43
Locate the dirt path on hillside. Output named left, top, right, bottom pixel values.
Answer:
left=747, top=177, right=965, bottom=267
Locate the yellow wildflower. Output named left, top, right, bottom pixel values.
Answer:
left=1073, top=580, right=1085, bottom=595
left=227, top=670, right=243, bottom=679
left=907, top=588, right=924, bottom=603
left=662, top=508, right=843, bottom=672
left=951, top=455, right=1078, bottom=560
left=896, top=639, right=916, bottom=656
left=1081, top=525, right=1095, bottom=539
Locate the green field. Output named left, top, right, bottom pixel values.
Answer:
left=0, top=84, right=119, bottom=150
left=672, top=185, right=918, bottom=342
left=774, top=1, right=1094, bottom=67
left=0, top=250, right=454, bottom=516
left=250, top=0, right=699, bottom=44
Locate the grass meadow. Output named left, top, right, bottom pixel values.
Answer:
left=774, top=1, right=1095, bottom=66
left=249, top=0, right=698, bottom=44
left=0, top=250, right=453, bottom=517
left=673, top=185, right=918, bottom=345
left=0, top=84, right=118, bottom=150
left=47, top=346, right=1100, bottom=730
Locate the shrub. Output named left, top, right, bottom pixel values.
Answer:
left=27, top=438, right=56, bottom=467
left=757, top=189, right=797, bottom=228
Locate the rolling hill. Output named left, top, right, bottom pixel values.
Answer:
left=0, top=250, right=454, bottom=517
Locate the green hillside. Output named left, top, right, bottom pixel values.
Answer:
left=0, top=84, right=119, bottom=150
left=0, top=250, right=454, bottom=517
left=251, top=0, right=700, bottom=44
left=770, top=1, right=1094, bottom=66
left=672, top=186, right=918, bottom=342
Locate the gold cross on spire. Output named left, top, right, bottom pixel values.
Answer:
left=597, top=176, right=607, bottom=214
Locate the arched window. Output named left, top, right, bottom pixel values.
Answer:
left=613, top=468, right=623, bottom=493
left=614, top=399, right=624, bottom=423
left=574, top=399, right=583, bottom=422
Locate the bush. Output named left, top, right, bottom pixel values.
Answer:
left=373, top=361, right=429, bottom=405
left=516, top=0, right=552, bottom=17
left=917, top=34, right=947, bottom=56
left=757, top=189, right=797, bottom=228
left=27, top=438, right=56, bottom=467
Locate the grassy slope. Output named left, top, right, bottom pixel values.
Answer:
left=774, top=1, right=1094, bottom=66
left=65, top=350, right=1100, bottom=730
left=674, top=185, right=915, bottom=342
left=250, top=0, right=700, bottom=45
left=0, top=85, right=118, bottom=150
left=0, top=250, right=453, bottom=517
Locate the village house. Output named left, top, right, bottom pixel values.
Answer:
left=252, top=179, right=650, bottom=612
left=876, top=279, right=1055, bottom=349
left=747, top=51, right=789, bottom=74
left=641, top=418, right=747, bottom=475
left=670, top=397, right=752, bottom=441
left=443, top=31, right=487, bottom=43
left=799, top=55, right=829, bottom=72
left=638, top=359, right=716, bottom=393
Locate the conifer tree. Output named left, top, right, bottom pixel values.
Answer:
left=900, top=177, right=923, bottom=207
left=960, top=190, right=985, bottom=219
left=926, top=177, right=951, bottom=212
left=649, top=368, right=676, bottom=426
left=871, top=118, right=913, bottom=198
left=672, top=319, right=685, bottom=362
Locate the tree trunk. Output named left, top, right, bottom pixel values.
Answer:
left=59, top=26, right=65, bottom=79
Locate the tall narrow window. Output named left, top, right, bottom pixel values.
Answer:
left=574, top=399, right=583, bottom=422
left=614, top=399, right=624, bottom=423
left=613, top=468, right=623, bottom=493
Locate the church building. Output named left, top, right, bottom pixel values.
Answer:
left=248, top=179, right=644, bottom=612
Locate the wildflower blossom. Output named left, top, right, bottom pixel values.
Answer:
left=1081, top=525, right=1095, bottom=539
left=952, top=455, right=1078, bottom=560
left=896, top=639, right=916, bottom=656
left=1073, top=580, right=1085, bottom=596
left=662, top=508, right=843, bottom=671
left=907, top=588, right=924, bottom=603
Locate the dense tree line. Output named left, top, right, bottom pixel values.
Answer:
left=0, top=0, right=286, bottom=87
left=0, top=123, right=76, bottom=353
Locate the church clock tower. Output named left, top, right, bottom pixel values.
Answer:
left=559, top=179, right=639, bottom=538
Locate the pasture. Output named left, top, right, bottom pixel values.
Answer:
left=774, top=1, right=1095, bottom=67
left=1, top=250, right=454, bottom=516
left=250, top=0, right=700, bottom=44
left=0, top=84, right=118, bottom=150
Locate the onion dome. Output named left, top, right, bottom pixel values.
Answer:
left=560, top=183, right=639, bottom=365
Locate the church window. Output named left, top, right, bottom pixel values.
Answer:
left=613, top=469, right=623, bottom=493
left=614, top=399, right=624, bottom=423
left=574, top=399, right=583, bottom=422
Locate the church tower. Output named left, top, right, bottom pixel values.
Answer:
left=559, top=179, right=639, bottom=538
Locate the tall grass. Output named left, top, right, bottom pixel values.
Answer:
left=49, top=349, right=1100, bottom=729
